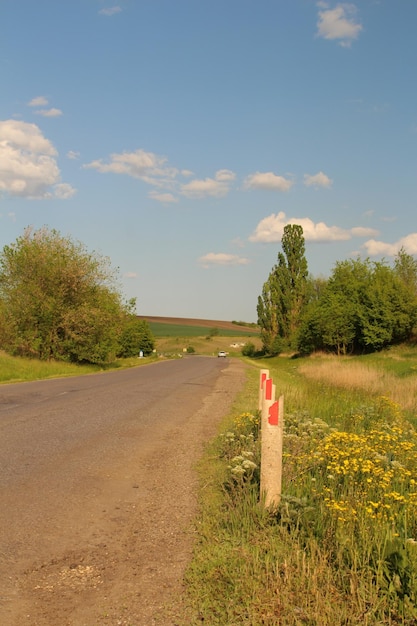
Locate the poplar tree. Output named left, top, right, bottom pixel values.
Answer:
left=257, top=224, right=308, bottom=354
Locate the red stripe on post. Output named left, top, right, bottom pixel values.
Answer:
left=268, top=401, right=279, bottom=426
left=260, top=372, right=267, bottom=389
left=265, top=378, right=273, bottom=400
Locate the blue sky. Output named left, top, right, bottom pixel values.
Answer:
left=1, top=1, right=416, bottom=322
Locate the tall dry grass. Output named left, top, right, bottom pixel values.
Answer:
left=299, top=356, right=417, bottom=414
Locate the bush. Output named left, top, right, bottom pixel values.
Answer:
left=242, top=342, right=256, bottom=357
left=117, top=318, right=155, bottom=357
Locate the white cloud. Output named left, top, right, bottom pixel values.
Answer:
left=28, top=96, right=48, bottom=107
left=53, top=183, right=77, bottom=199
left=67, top=150, right=80, bottom=160
left=316, top=3, right=363, bottom=47
left=243, top=171, right=293, bottom=192
left=99, top=6, right=122, bottom=16
left=198, top=253, right=250, bottom=268
left=362, top=233, right=417, bottom=257
left=0, top=119, right=75, bottom=200
left=180, top=169, right=235, bottom=198
left=35, top=108, right=63, bottom=118
left=148, top=190, right=178, bottom=203
left=303, top=171, right=333, bottom=189
left=351, top=226, right=379, bottom=238
left=249, top=211, right=376, bottom=243
left=85, top=149, right=235, bottom=198
left=84, top=149, right=178, bottom=188
left=215, top=169, right=236, bottom=182
left=124, top=272, right=138, bottom=279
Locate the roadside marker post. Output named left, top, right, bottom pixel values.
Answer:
left=258, top=369, right=269, bottom=411
left=259, top=371, right=284, bottom=510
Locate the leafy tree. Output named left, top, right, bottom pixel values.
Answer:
left=298, top=256, right=417, bottom=355
left=118, top=318, right=155, bottom=357
left=257, top=224, right=308, bottom=353
left=394, top=248, right=417, bottom=296
left=0, top=226, right=126, bottom=363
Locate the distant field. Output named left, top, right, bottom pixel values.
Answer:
left=138, top=316, right=259, bottom=338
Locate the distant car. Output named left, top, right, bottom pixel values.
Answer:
left=218, top=351, right=227, bottom=358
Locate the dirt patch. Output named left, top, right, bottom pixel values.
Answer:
left=5, top=359, right=248, bottom=625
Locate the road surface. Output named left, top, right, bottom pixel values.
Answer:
left=0, top=356, right=247, bottom=625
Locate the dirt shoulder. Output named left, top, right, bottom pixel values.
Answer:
left=5, top=358, right=248, bottom=626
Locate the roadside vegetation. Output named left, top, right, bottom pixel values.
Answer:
left=0, top=227, right=155, bottom=365
left=257, top=225, right=417, bottom=357
left=0, top=350, right=157, bottom=384
left=184, top=345, right=417, bottom=625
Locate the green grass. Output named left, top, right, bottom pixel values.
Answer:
left=148, top=321, right=259, bottom=338
left=354, top=345, right=417, bottom=377
left=183, top=347, right=417, bottom=625
left=0, top=350, right=156, bottom=384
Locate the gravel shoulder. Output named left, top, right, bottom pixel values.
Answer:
left=2, top=358, right=248, bottom=626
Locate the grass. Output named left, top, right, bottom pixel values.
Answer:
left=148, top=321, right=259, bottom=338
left=0, top=350, right=156, bottom=384
left=183, top=345, right=417, bottom=625
left=0, top=323, right=260, bottom=383
left=156, top=334, right=261, bottom=358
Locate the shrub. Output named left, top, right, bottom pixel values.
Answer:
left=242, top=342, right=256, bottom=357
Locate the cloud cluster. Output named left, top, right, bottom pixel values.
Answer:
left=304, top=171, right=333, bottom=189
left=243, top=171, right=293, bottom=192
left=316, top=2, right=363, bottom=47
left=84, top=149, right=178, bottom=188
left=85, top=147, right=335, bottom=204
left=362, top=234, right=417, bottom=257
left=0, top=120, right=75, bottom=199
left=35, top=108, right=63, bottom=118
left=28, top=96, right=63, bottom=118
left=198, top=253, right=250, bottom=268
left=84, top=150, right=237, bottom=200
left=249, top=211, right=378, bottom=244
left=181, top=169, right=236, bottom=198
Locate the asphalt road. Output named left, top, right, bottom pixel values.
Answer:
left=0, top=355, right=239, bottom=624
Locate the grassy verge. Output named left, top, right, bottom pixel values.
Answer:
left=0, top=350, right=157, bottom=384
left=184, top=346, right=417, bottom=625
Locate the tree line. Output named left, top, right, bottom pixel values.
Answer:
left=257, top=225, right=417, bottom=355
left=0, top=227, right=154, bottom=364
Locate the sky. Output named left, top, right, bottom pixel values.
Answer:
left=1, top=1, right=416, bottom=322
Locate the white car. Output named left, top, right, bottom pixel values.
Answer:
left=218, top=351, right=227, bottom=358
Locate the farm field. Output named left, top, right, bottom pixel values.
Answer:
left=138, top=315, right=259, bottom=335
left=138, top=315, right=261, bottom=357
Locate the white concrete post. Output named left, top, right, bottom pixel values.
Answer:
left=260, top=379, right=284, bottom=509
left=258, top=369, right=269, bottom=411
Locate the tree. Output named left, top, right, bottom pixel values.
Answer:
left=257, top=224, right=308, bottom=353
left=117, top=318, right=155, bottom=357
left=0, top=226, right=126, bottom=363
left=297, top=256, right=417, bottom=355
left=394, top=248, right=417, bottom=296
